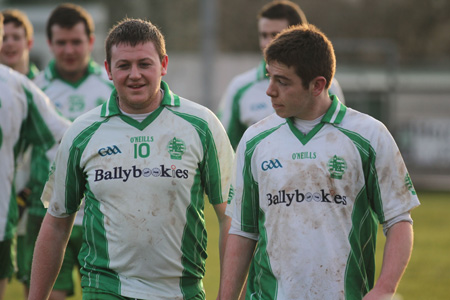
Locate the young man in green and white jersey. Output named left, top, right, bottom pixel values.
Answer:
left=220, top=24, right=420, bottom=300
left=24, top=4, right=114, bottom=299
left=0, top=10, right=40, bottom=296
left=218, top=0, right=345, bottom=149
left=0, top=9, right=38, bottom=80
left=0, top=12, right=71, bottom=300
left=28, top=18, right=234, bottom=300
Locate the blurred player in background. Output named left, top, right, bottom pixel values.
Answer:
left=0, top=9, right=38, bottom=79
left=0, top=9, right=39, bottom=298
left=0, top=12, right=70, bottom=300
left=24, top=4, right=113, bottom=300
left=218, top=0, right=345, bottom=149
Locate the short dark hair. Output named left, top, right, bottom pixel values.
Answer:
left=46, top=3, right=94, bottom=41
left=265, top=24, right=335, bottom=89
left=105, top=18, right=166, bottom=67
left=2, top=9, right=34, bottom=41
left=258, top=0, right=307, bottom=26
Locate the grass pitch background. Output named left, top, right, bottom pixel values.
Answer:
left=5, top=191, right=449, bottom=299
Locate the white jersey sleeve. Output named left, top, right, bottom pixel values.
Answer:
left=0, top=65, right=70, bottom=241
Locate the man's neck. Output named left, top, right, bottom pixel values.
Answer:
left=55, top=65, right=88, bottom=83
left=12, top=59, right=29, bottom=76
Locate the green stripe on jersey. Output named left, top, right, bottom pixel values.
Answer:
left=228, top=82, right=254, bottom=149
left=338, top=127, right=384, bottom=298
left=166, top=108, right=223, bottom=297
left=72, top=118, right=121, bottom=292
left=22, top=85, right=56, bottom=151
left=241, top=122, right=286, bottom=233
left=251, top=208, right=278, bottom=299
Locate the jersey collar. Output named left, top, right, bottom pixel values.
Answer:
left=286, top=95, right=347, bottom=145
left=43, top=59, right=102, bottom=87
left=321, top=94, right=347, bottom=125
left=27, top=62, right=39, bottom=79
left=256, top=60, right=269, bottom=81
left=100, top=80, right=180, bottom=118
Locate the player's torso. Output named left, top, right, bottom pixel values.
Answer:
left=78, top=108, right=206, bottom=280
left=250, top=123, right=365, bottom=299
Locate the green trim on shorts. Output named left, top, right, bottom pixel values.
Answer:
left=0, top=239, right=14, bottom=279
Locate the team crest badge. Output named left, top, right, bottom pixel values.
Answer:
left=327, top=155, right=347, bottom=179
left=167, top=137, right=186, bottom=160
left=404, top=173, right=417, bottom=195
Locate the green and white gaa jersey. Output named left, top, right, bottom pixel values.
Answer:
left=34, top=59, right=113, bottom=121
left=218, top=60, right=346, bottom=149
left=0, top=64, right=69, bottom=241
left=29, top=60, right=114, bottom=222
left=229, top=96, right=420, bottom=300
left=42, top=81, right=234, bottom=299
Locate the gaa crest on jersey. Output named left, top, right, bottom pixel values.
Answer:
left=327, top=155, right=347, bottom=179
left=167, top=137, right=186, bottom=160
left=404, top=173, right=417, bottom=195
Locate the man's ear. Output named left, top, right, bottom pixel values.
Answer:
left=104, top=60, right=113, bottom=80
left=310, top=76, right=327, bottom=97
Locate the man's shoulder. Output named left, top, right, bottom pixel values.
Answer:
left=0, top=64, right=28, bottom=84
left=63, top=106, right=105, bottom=139
left=244, top=113, right=286, bottom=139
left=33, top=70, right=49, bottom=88
left=226, top=66, right=260, bottom=92
left=0, top=64, right=42, bottom=97
left=339, top=107, right=389, bottom=139
left=169, top=97, right=216, bottom=120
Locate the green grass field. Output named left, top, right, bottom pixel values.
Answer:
left=5, top=191, right=449, bottom=299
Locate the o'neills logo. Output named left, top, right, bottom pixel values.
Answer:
left=94, top=165, right=189, bottom=182
left=267, top=189, right=347, bottom=207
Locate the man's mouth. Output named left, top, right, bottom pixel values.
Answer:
left=128, top=84, right=145, bottom=89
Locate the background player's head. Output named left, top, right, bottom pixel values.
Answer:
left=46, top=3, right=95, bottom=81
left=265, top=24, right=335, bottom=90
left=0, top=9, right=34, bottom=71
left=257, top=0, right=307, bottom=52
left=104, top=18, right=168, bottom=114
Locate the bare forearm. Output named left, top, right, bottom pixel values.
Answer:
left=220, top=234, right=256, bottom=300
left=364, top=221, right=413, bottom=299
left=28, top=213, right=75, bottom=300
left=214, top=203, right=231, bottom=299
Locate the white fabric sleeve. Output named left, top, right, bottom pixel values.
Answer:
left=382, top=211, right=413, bottom=236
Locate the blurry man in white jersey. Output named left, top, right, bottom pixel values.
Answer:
left=218, top=0, right=345, bottom=149
left=29, top=18, right=234, bottom=300
left=220, top=24, right=419, bottom=300
left=24, top=4, right=114, bottom=300
left=0, top=12, right=70, bottom=300
left=0, top=9, right=39, bottom=299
